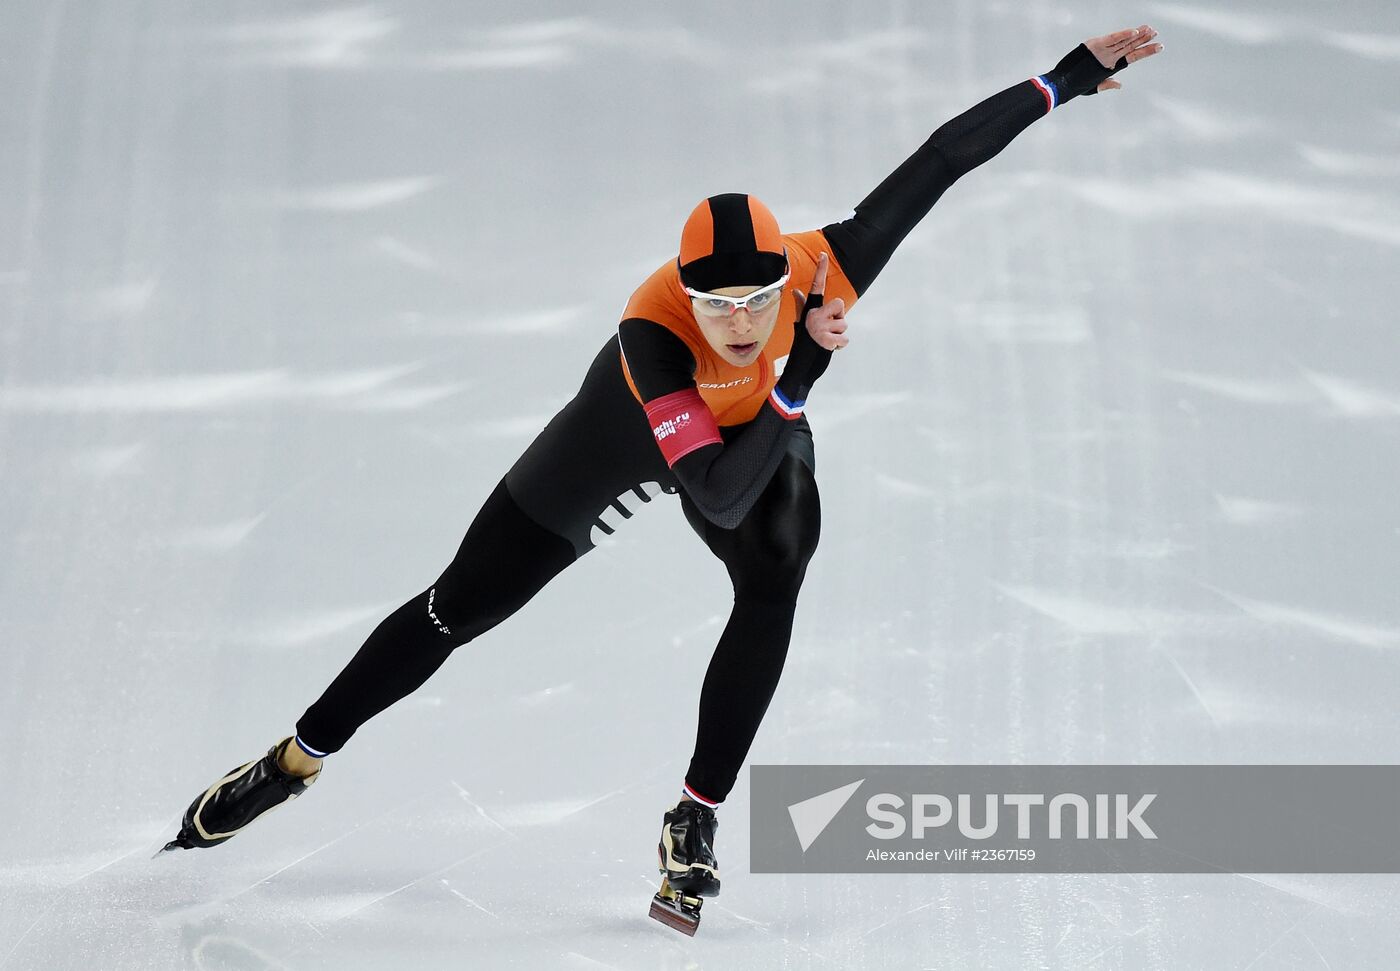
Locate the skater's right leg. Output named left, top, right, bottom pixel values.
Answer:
left=165, top=333, right=665, bottom=852
left=164, top=477, right=579, bottom=852
left=294, top=475, right=578, bottom=755
left=296, top=333, right=668, bottom=755
left=278, top=740, right=322, bottom=777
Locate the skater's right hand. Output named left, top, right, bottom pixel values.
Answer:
left=791, top=252, right=849, bottom=353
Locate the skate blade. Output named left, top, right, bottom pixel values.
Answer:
left=154, top=839, right=186, bottom=858
left=154, top=830, right=197, bottom=857
left=649, top=880, right=701, bottom=936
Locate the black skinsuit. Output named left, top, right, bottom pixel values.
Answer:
left=296, top=64, right=1085, bottom=804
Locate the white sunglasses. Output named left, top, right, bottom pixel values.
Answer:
left=684, top=273, right=791, bottom=318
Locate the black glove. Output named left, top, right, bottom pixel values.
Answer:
left=775, top=290, right=832, bottom=407
left=1045, top=43, right=1127, bottom=104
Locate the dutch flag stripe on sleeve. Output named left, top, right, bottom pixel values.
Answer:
left=1031, top=75, right=1057, bottom=112
left=769, top=385, right=805, bottom=420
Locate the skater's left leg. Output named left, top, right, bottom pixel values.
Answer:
left=677, top=441, right=821, bottom=807
left=652, top=445, right=818, bottom=911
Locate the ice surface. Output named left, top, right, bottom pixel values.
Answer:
left=4, top=1, right=1400, bottom=968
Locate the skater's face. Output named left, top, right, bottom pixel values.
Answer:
left=690, top=282, right=785, bottom=367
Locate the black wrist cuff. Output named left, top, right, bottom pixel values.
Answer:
left=1046, top=43, right=1126, bottom=104
left=778, top=293, right=831, bottom=401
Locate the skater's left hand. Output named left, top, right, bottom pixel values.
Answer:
left=1083, top=25, right=1163, bottom=92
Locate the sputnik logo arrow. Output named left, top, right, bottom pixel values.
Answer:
left=787, top=779, right=864, bottom=852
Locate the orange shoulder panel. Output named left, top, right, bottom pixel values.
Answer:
left=783, top=229, right=859, bottom=313
left=619, top=259, right=710, bottom=408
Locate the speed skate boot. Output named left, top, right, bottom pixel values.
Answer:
left=649, top=800, right=720, bottom=935
left=160, top=737, right=319, bottom=853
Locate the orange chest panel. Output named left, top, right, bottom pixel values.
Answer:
left=618, top=229, right=858, bottom=426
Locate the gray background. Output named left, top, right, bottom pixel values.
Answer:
left=3, top=1, right=1399, bottom=968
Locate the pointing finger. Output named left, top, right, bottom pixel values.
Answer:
left=811, top=251, right=829, bottom=297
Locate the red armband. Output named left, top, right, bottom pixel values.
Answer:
left=643, top=388, right=722, bottom=467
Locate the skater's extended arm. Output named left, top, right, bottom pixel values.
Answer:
left=821, top=26, right=1163, bottom=296
left=620, top=288, right=841, bottom=530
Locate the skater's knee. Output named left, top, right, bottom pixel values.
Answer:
left=420, top=584, right=478, bottom=647
left=749, top=528, right=816, bottom=582
left=424, top=479, right=578, bottom=646
left=726, top=485, right=819, bottom=595
left=421, top=576, right=530, bottom=647
left=414, top=582, right=504, bottom=649
left=774, top=509, right=820, bottom=570
left=728, top=536, right=815, bottom=604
